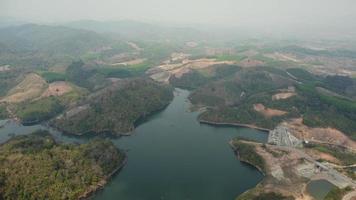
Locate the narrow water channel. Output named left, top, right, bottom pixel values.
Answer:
left=0, top=88, right=268, bottom=200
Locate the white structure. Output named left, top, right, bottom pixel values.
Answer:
left=268, top=125, right=303, bottom=147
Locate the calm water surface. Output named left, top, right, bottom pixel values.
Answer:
left=307, top=180, right=336, bottom=200
left=0, top=89, right=268, bottom=200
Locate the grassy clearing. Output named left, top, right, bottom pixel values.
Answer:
left=15, top=97, right=64, bottom=124
left=96, top=61, right=153, bottom=78
left=38, top=71, right=66, bottom=83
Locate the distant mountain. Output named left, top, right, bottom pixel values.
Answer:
left=0, top=24, right=131, bottom=68
left=0, top=24, right=115, bottom=55
left=64, top=20, right=208, bottom=41
left=0, top=17, right=27, bottom=28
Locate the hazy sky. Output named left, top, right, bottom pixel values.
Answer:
left=1, top=0, right=356, bottom=28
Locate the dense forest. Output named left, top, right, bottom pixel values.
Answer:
left=52, top=78, right=173, bottom=135
left=183, top=66, right=356, bottom=140
left=0, top=131, right=125, bottom=200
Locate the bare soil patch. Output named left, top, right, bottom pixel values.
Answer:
left=237, top=141, right=354, bottom=200
left=147, top=58, right=235, bottom=83
left=272, top=92, right=296, bottom=100
left=253, top=103, right=287, bottom=117
left=304, top=149, right=341, bottom=164
left=286, top=118, right=356, bottom=150
left=127, top=42, right=143, bottom=51
left=244, top=142, right=315, bottom=199
left=110, top=58, right=146, bottom=66
left=1, top=73, right=47, bottom=103
left=41, top=81, right=73, bottom=97
left=265, top=53, right=299, bottom=62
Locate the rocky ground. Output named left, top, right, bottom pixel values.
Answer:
left=233, top=124, right=356, bottom=200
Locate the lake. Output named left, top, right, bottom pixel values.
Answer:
left=0, top=88, right=268, bottom=200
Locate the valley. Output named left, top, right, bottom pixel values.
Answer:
left=0, top=21, right=355, bottom=200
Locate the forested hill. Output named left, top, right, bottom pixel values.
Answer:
left=0, top=24, right=132, bottom=68
left=52, top=78, right=174, bottom=135
left=0, top=131, right=125, bottom=200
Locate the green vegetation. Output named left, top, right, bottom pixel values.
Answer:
left=53, top=78, right=173, bottom=135
left=324, top=186, right=352, bottom=200
left=96, top=67, right=133, bottom=78
left=191, top=68, right=293, bottom=105
left=96, top=61, right=154, bottom=79
left=232, top=139, right=266, bottom=173
left=252, top=53, right=298, bottom=68
left=305, top=143, right=356, bottom=166
left=296, top=83, right=356, bottom=139
left=15, top=97, right=64, bottom=124
left=65, top=60, right=96, bottom=90
left=198, top=104, right=291, bottom=130
left=0, top=24, right=132, bottom=70
left=236, top=187, right=294, bottom=200
left=190, top=68, right=296, bottom=128
left=0, top=131, right=125, bottom=200
left=0, top=70, right=22, bottom=97
left=286, top=68, right=319, bottom=82
left=171, top=64, right=241, bottom=90
left=321, top=75, right=356, bottom=99
left=185, top=66, right=356, bottom=139
left=305, top=143, right=356, bottom=179
left=0, top=104, right=8, bottom=119
left=57, top=88, right=88, bottom=106
left=140, top=41, right=180, bottom=63
left=232, top=69, right=293, bottom=94
left=170, top=70, right=211, bottom=90
left=39, top=71, right=66, bottom=83
left=125, top=61, right=154, bottom=75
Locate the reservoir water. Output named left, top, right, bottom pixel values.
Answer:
left=307, top=180, right=336, bottom=200
left=0, top=89, right=267, bottom=200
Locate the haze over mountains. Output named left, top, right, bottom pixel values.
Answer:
left=1, top=1, right=356, bottom=200
left=2, top=0, right=356, bottom=40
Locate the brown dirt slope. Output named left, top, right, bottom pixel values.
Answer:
left=253, top=103, right=288, bottom=118
left=1, top=73, right=47, bottom=103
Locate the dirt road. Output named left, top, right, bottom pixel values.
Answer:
left=342, top=191, right=356, bottom=200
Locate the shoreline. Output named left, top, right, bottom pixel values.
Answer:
left=199, top=119, right=271, bottom=133
left=78, top=154, right=128, bottom=200
left=49, top=96, right=174, bottom=137
left=229, top=140, right=350, bottom=199
left=228, top=140, right=266, bottom=176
